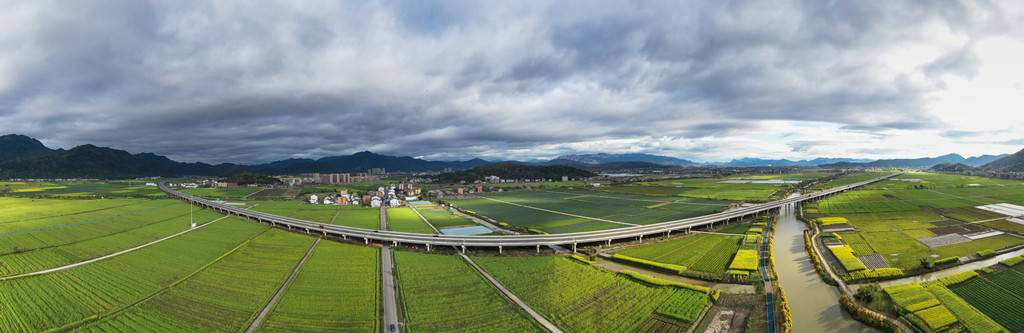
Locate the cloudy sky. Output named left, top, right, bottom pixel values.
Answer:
left=2, top=1, right=1023, bottom=164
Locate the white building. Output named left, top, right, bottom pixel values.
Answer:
left=308, top=195, right=319, bottom=204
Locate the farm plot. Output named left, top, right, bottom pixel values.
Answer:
left=332, top=208, right=382, bottom=229
left=613, top=234, right=743, bottom=274
left=0, top=197, right=133, bottom=223
left=0, top=200, right=188, bottom=255
left=413, top=205, right=475, bottom=229
left=453, top=190, right=731, bottom=233
left=0, top=208, right=224, bottom=277
left=951, top=277, right=1024, bottom=332
left=0, top=218, right=268, bottom=332
left=258, top=240, right=379, bottom=332
left=81, top=229, right=316, bottom=332
left=387, top=207, right=434, bottom=233
left=395, top=252, right=541, bottom=332
left=474, top=256, right=707, bottom=332
left=884, top=282, right=1005, bottom=333
left=4, top=181, right=167, bottom=197
left=177, top=187, right=262, bottom=199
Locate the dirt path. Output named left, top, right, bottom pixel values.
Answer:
left=245, top=237, right=321, bottom=333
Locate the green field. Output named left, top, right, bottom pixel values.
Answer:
left=0, top=218, right=268, bottom=332
left=258, top=241, right=380, bottom=332
left=951, top=264, right=1024, bottom=332
left=81, top=229, right=315, bottom=332
left=387, top=207, right=435, bottom=233
left=474, top=256, right=707, bottom=332
left=613, top=234, right=744, bottom=274
left=1, top=181, right=167, bottom=197
left=395, top=252, right=541, bottom=332
left=177, top=187, right=262, bottom=199
left=449, top=189, right=732, bottom=233
left=412, top=204, right=476, bottom=229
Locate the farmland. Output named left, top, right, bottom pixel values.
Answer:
left=412, top=203, right=477, bottom=229
left=257, top=240, right=380, bottom=332
left=612, top=233, right=744, bottom=275
left=395, top=251, right=542, bottom=332
left=177, top=187, right=262, bottom=199
left=474, top=255, right=707, bottom=332
left=804, top=173, right=1024, bottom=271
left=950, top=262, right=1024, bottom=332
left=387, top=207, right=435, bottom=233
left=448, top=189, right=732, bottom=233
left=0, top=218, right=268, bottom=332
left=80, top=229, right=315, bottom=332
left=1, top=181, right=167, bottom=197
left=605, top=173, right=821, bottom=201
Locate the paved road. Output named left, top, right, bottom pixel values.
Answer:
left=246, top=238, right=321, bottom=333
left=380, top=205, right=402, bottom=332
left=160, top=173, right=900, bottom=249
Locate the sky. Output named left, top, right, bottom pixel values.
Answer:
left=1, top=1, right=1023, bottom=164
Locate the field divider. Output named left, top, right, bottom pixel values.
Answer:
left=245, top=237, right=321, bottom=333
left=473, top=195, right=640, bottom=226
left=69, top=226, right=273, bottom=332
left=0, top=202, right=182, bottom=236
left=458, top=253, right=564, bottom=333
left=407, top=204, right=441, bottom=234
left=0, top=215, right=228, bottom=280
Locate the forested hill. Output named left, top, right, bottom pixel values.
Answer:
left=432, top=162, right=595, bottom=183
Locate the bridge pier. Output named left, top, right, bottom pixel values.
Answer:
left=573, top=242, right=577, bottom=253
left=499, top=246, right=503, bottom=254
left=426, top=244, right=431, bottom=251
left=322, top=230, right=326, bottom=236
left=639, top=235, right=643, bottom=243
left=462, top=245, right=466, bottom=254
left=536, top=245, right=540, bottom=253
left=364, top=237, right=368, bottom=244
left=607, top=239, right=611, bottom=246
left=305, top=228, right=309, bottom=234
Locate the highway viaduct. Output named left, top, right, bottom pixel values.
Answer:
left=160, top=172, right=900, bottom=252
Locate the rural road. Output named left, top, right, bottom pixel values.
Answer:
left=380, top=205, right=402, bottom=332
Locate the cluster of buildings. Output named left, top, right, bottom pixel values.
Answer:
left=286, top=172, right=384, bottom=186
left=308, top=184, right=421, bottom=208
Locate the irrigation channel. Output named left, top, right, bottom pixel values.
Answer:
left=773, top=192, right=878, bottom=333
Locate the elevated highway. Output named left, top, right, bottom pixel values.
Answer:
left=161, top=172, right=900, bottom=251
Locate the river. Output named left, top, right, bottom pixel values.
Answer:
left=773, top=195, right=878, bottom=333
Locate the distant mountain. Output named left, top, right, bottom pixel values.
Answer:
left=720, top=157, right=873, bottom=166
left=249, top=158, right=316, bottom=170
left=0, top=134, right=57, bottom=163
left=433, top=162, right=596, bottom=183
left=139, top=153, right=254, bottom=177
left=980, top=148, right=1024, bottom=172
left=965, top=154, right=1011, bottom=167
left=554, top=153, right=700, bottom=166
left=820, top=153, right=1008, bottom=169
left=0, top=144, right=177, bottom=179
left=930, top=162, right=976, bottom=172
left=541, top=159, right=670, bottom=170
left=252, top=151, right=493, bottom=174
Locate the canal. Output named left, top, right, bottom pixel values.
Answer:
left=773, top=195, right=878, bottom=333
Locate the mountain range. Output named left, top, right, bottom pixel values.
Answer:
left=1, top=134, right=1022, bottom=178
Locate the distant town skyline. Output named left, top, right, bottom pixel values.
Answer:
left=1, top=1, right=1022, bottom=164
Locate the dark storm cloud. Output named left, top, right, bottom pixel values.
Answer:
left=0, top=0, right=1020, bottom=163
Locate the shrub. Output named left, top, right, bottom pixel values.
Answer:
left=976, top=249, right=996, bottom=258
left=617, top=270, right=710, bottom=293
left=934, top=257, right=958, bottom=265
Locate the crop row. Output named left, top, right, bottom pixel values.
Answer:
left=727, top=250, right=758, bottom=271
left=0, top=218, right=268, bottom=332
left=257, top=241, right=380, bottom=332
left=885, top=281, right=1005, bottom=333
left=474, top=256, right=706, bottom=332
left=81, top=229, right=315, bottom=332
left=828, top=245, right=867, bottom=272
left=395, top=252, right=541, bottom=332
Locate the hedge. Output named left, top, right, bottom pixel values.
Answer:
left=618, top=269, right=710, bottom=293
left=611, top=254, right=686, bottom=274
